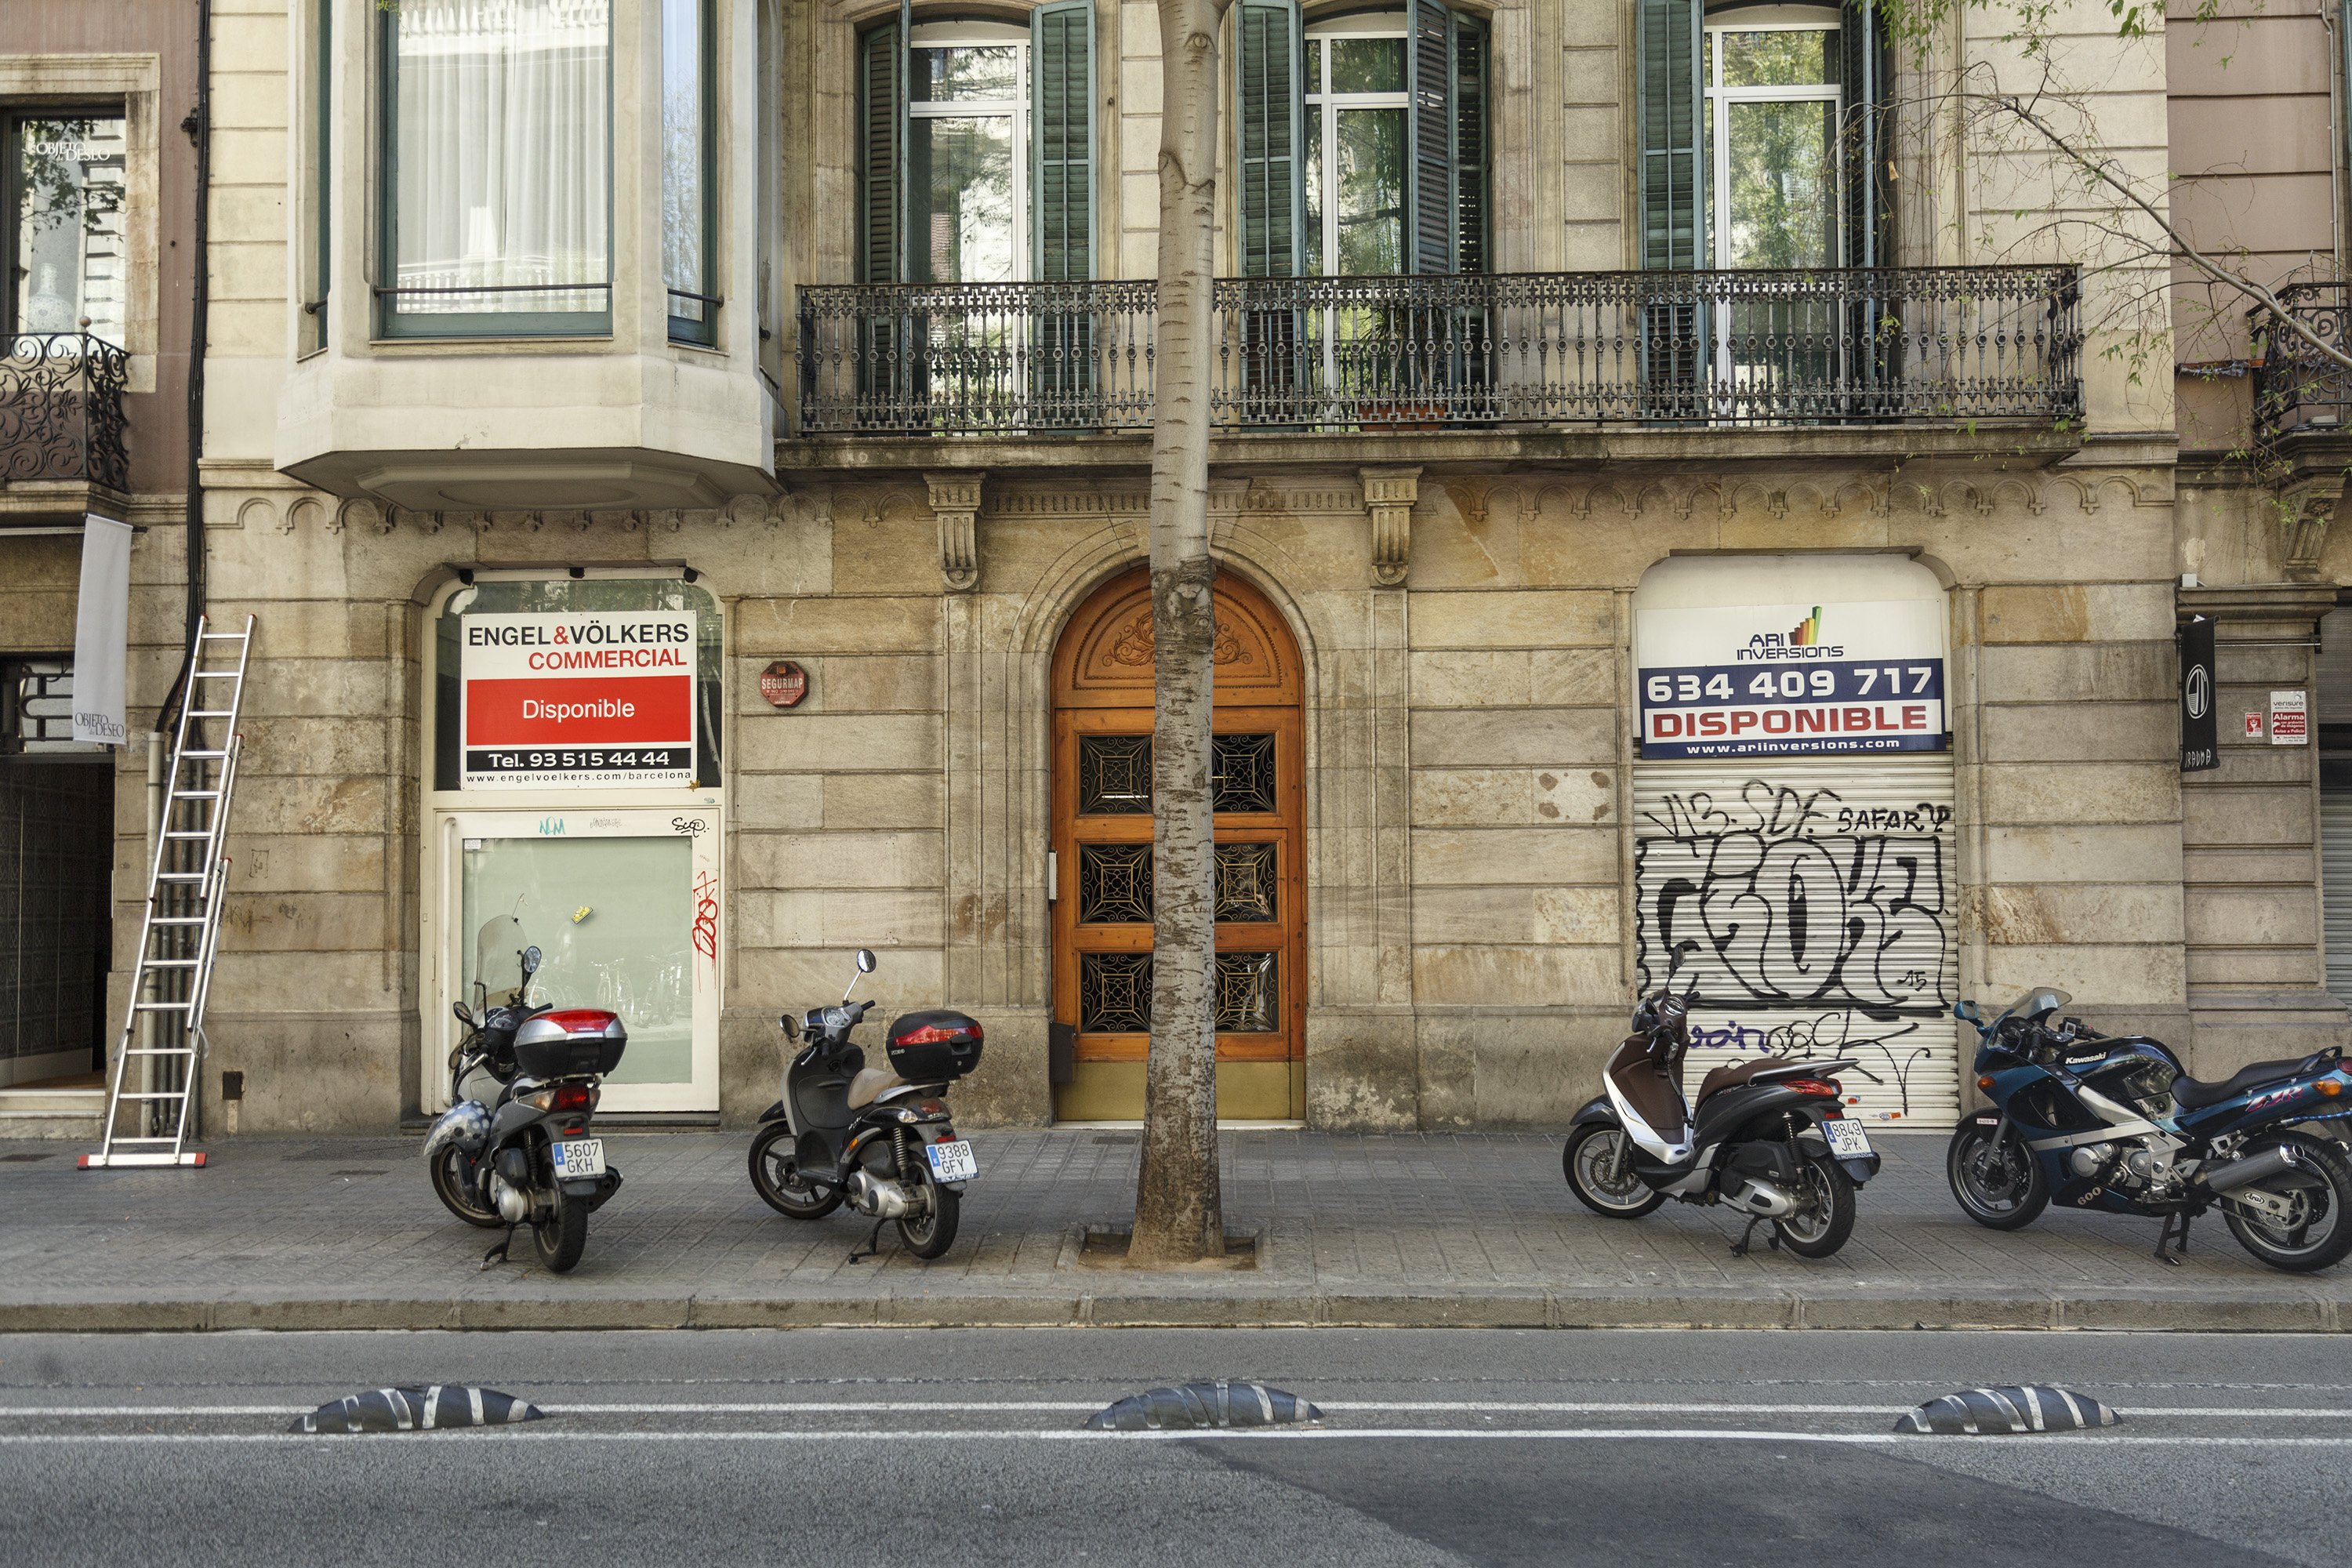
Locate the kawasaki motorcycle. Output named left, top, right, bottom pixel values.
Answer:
left=1948, top=989, right=2352, bottom=1271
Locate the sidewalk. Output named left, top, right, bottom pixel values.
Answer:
left=2, top=1129, right=2347, bottom=1332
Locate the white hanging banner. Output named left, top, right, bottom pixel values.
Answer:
left=71, top=514, right=132, bottom=746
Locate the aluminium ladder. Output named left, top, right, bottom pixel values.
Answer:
left=82, top=614, right=255, bottom=1170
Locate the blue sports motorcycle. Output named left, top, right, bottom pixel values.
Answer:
left=1947, top=988, right=2352, bottom=1272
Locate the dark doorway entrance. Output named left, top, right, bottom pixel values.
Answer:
left=2, top=658, right=114, bottom=1088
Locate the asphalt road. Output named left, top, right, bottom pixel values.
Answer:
left=1, top=1328, right=2346, bottom=1567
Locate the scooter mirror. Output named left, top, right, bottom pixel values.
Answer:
left=856, top=948, right=877, bottom=974
left=451, top=1000, right=472, bottom=1027
left=521, top=945, right=542, bottom=979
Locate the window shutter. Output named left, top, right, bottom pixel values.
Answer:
left=1032, top=0, right=1095, bottom=281
left=1635, top=0, right=1703, bottom=270
left=1235, top=0, right=1304, bottom=278
left=858, top=16, right=904, bottom=284
left=1450, top=9, right=1488, bottom=274
left=1839, top=0, right=1893, bottom=267
left=1407, top=0, right=1453, bottom=274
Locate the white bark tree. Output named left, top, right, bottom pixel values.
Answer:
left=1130, top=0, right=1234, bottom=1266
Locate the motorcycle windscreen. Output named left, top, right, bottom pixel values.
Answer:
left=460, top=835, right=693, bottom=1086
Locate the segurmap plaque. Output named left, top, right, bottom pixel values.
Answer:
left=459, top=612, right=696, bottom=788
left=1635, top=598, right=1947, bottom=759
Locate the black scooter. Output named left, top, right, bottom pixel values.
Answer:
left=1563, top=950, right=1882, bottom=1258
left=747, top=948, right=985, bottom=1261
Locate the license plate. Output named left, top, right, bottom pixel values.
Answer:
left=1821, top=1120, right=1873, bottom=1160
left=926, top=1139, right=978, bottom=1183
left=552, top=1138, right=604, bottom=1179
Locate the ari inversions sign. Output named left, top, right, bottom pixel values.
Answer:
left=1636, top=598, right=1948, bottom=759
left=460, top=612, right=696, bottom=788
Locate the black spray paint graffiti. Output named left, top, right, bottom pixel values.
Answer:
left=1639, top=779, right=1953, bottom=1116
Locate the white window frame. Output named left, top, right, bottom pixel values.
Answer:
left=1702, top=14, right=1844, bottom=272
left=906, top=18, right=1029, bottom=283
left=1302, top=9, right=1409, bottom=281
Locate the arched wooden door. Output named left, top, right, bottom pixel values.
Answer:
left=1051, top=568, right=1306, bottom=1121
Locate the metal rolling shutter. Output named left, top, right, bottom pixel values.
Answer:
left=2323, top=789, right=2352, bottom=1003
left=1632, top=754, right=1960, bottom=1127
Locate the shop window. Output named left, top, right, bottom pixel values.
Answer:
left=662, top=0, right=717, bottom=345
left=2, top=111, right=128, bottom=348
left=430, top=576, right=723, bottom=792
left=1, top=659, right=85, bottom=753
left=379, top=0, right=613, bottom=339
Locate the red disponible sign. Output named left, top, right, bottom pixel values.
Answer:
left=461, top=612, right=697, bottom=788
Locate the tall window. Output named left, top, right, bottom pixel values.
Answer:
left=1234, top=0, right=1486, bottom=278
left=1704, top=18, right=1840, bottom=270
left=662, top=0, right=714, bottom=344
left=3, top=112, right=127, bottom=347
left=380, top=0, right=612, bottom=338
left=859, top=4, right=1094, bottom=285
left=300, top=0, right=331, bottom=353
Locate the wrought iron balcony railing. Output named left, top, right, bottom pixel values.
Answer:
left=796, top=267, right=2082, bottom=437
left=2252, top=282, right=2352, bottom=444
left=0, top=333, right=129, bottom=491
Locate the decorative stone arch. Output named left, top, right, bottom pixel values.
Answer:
left=943, top=499, right=1412, bottom=1127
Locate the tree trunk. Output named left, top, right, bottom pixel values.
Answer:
left=1130, top=0, right=1231, bottom=1266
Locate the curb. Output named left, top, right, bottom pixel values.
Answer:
left=0, top=1287, right=2338, bottom=1334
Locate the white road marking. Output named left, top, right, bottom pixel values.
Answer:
left=2, top=1399, right=2347, bottom=1420
left=4, top=1428, right=2352, bottom=1448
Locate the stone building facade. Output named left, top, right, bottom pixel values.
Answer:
left=21, top=0, right=2328, bottom=1139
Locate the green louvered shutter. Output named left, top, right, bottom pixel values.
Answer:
left=1236, top=0, right=1304, bottom=278
left=859, top=17, right=904, bottom=284
left=1407, top=0, right=1452, bottom=274
left=1033, top=0, right=1094, bottom=282
left=1033, top=0, right=1097, bottom=423
left=1451, top=9, right=1488, bottom=275
left=1636, top=0, right=1703, bottom=270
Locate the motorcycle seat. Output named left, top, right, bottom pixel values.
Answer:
left=2172, top=1052, right=2328, bottom=1111
left=1695, top=1055, right=1803, bottom=1109
left=846, top=1066, right=909, bottom=1110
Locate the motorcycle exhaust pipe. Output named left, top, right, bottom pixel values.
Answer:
left=2200, top=1144, right=2302, bottom=1196
left=1724, top=1178, right=1796, bottom=1218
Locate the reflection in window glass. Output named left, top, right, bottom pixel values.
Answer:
left=662, top=0, right=711, bottom=342
left=1304, top=25, right=1409, bottom=279
left=1302, top=103, right=1324, bottom=275
left=10, top=115, right=128, bottom=345
left=910, top=114, right=1016, bottom=282
left=387, top=0, right=612, bottom=329
left=463, top=835, right=695, bottom=1085
left=1720, top=28, right=1837, bottom=88
left=1722, top=99, right=1836, bottom=269
left=1328, top=36, right=1406, bottom=93
left=1334, top=109, right=1406, bottom=275
left=913, top=45, right=1018, bottom=102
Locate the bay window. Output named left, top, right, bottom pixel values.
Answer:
left=379, top=0, right=612, bottom=339
left=662, top=0, right=715, bottom=345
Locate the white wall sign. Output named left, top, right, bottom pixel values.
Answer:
left=1636, top=598, right=1947, bottom=759
left=70, top=514, right=131, bottom=746
left=459, top=611, right=696, bottom=788
left=2272, top=688, right=2309, bottom=745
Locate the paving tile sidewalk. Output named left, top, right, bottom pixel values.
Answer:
left=1, top=1129, right=2346, bottom=1331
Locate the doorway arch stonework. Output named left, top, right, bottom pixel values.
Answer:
left=938, top=481, right=1417, bottom=1127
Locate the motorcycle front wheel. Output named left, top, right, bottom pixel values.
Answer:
left=1947, top=1120, right=2049, bottom=1230
left=2222, top=1133, right=2352, bottom=1274
left=1773, top=1149, right=1857, bottom=1259
left=532, top=1184, right=588, bottom=1273
left=1563, top=1123, right=1665, bottom=1218
left=749, top=1122, right=843, bottom=1219
left=897, top=1155, right=962, bottom=1260
left=428, top=1146, right=503, bottom=1229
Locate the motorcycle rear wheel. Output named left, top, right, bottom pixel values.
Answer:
left=428, top=1147, right=503, bottom=1230
left=1563, top=1123, right=1666, bottom=1218
left=749, top=1121, right=842, bottom=1219
left=2222, top=1133, right=2352, bottom=1274
left=532, top=1185, right=588, bottom=1273
left=1773, top=1149, right=1856, bottom=1259
left=1947, top=1120, right=2049, bottom=1231
left=897, top=1156, right=961, bottom=1260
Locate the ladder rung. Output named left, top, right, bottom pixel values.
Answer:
left=163, top=830, right=213, bottom=840
left=187, top=710, right=233, bottom=718
left=122, top=1047, right=197, bottom=1057
left=150, top=916, right=209, bottom=925
left=191, top=667, right=241, bottom=676
left=199, top=630, right=247, bottom=640
left=141, top=959, right=201, bottom=967
left=132, top=1000, right=194, bottom=1010
left=180, top=750, right=227, bottom=759
left=156, top=873, right=207, bottom=881
left=173, top=789, right=223, bottom=800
